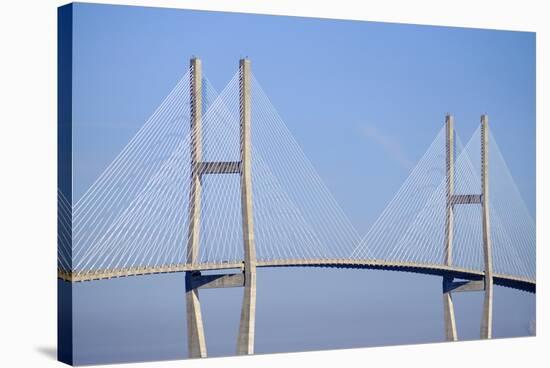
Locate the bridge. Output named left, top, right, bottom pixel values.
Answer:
left=58, top=58, right=536, bottom=358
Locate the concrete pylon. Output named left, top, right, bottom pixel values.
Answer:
left=237, top=58, right=258, bottom=355
left=440, top=113, right=494, bottom=342
left=185, top=57, right=207, bottom=358
left=480, top=114, right=493, bottom=339
left=183, top=58, right=259, bottom=358
left=443, top=114, right=458, bottom=341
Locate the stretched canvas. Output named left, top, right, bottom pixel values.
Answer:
left=58, top=2, right=536, bottom=365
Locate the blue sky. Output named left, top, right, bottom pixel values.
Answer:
left=68, top=3, right=535, bottom=364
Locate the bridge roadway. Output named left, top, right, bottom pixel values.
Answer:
left=58, top=258, right=535, bottom=293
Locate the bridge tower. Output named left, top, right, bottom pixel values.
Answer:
left=442, top=114, right=494, bottom=341
left=186, top=57, right=207, bottom=358
left=185, top=58, right=258, bottom=358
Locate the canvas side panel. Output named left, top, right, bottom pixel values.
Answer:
left=57, top=3, right=74, bottom=366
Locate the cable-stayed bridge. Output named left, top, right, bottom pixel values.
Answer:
left=58, top=58, right=536, bottom=358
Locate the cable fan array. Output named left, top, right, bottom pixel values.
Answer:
left=352, top=124, right=535, bottom=280
left=69, top=67, right=218, bottom=274
left=58, top=64, right=535, bottom=283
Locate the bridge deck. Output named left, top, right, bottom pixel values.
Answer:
left=58, top=258, right=535, bottom=293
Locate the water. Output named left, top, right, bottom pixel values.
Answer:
left=67, top=268, right=535, bottom=365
